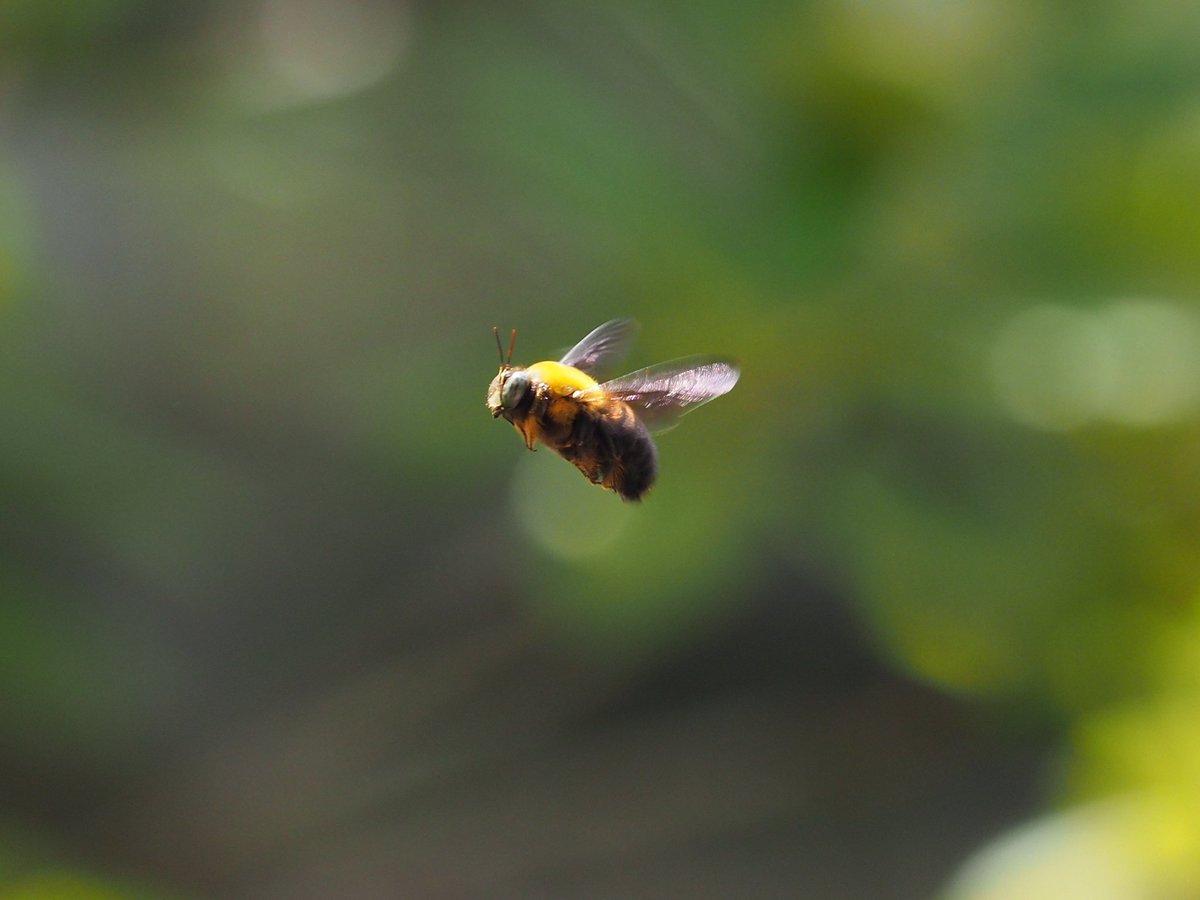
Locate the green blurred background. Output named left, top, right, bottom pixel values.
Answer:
left=3, top=1, right=1200, bottom=898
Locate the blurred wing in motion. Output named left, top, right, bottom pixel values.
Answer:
left=559, top=318, right=639, bottom=378
left=599, top=357, right=740, bottom=432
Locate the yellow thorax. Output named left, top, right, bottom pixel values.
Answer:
left=526, top=360, right=601, bottom=396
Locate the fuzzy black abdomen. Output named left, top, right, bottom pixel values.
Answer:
left=553, top=401, right=657, bottom=501
left=606, top=414, right=658, bottom=500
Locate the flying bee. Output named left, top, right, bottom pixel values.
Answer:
left=486, top=319, right=740, bottom=501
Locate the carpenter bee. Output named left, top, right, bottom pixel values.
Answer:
left=486, top=319, right=739, bottom=501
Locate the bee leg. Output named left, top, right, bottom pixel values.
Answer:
left=570, top=455, right=609, bottom=485
left=514, top=419, right=540, bottom=451
left=513, top=428, right=535, bottom=451
left=587, top=459, right=612, bottom=485
left=558, top=438, right=608, bottom=485
left=582, top=433, right=616, bottom=488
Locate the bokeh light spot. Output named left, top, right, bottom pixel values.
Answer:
left=944, top=795, right=1199, bottom=900
left=1097, top=299, right=1200, bottom=426
left=989, top=300, right=1200, bottom=431
left=989, top=305, right=1115, bottom=431
left=257, top=0, right=408, bottom=103
left=511, top=448, right=635, bottom=560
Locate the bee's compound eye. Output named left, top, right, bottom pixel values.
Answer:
left=501, top=371, right=530, bottom=409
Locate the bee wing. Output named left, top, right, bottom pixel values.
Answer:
left=598, top=357, right=740, bottom=432
left=558, top=318, right=638, bottom=378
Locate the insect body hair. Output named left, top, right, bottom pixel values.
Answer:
left=558, top=400, right=657, bottom=501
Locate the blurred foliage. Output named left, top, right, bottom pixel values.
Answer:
left=3, top=0, right=1200, bottom=897
left=0, top=871, right=158, bottom=900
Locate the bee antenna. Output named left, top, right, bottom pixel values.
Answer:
left=491, top=325, right=518, bottom=366
left=493, top=325, right=505, bottom=365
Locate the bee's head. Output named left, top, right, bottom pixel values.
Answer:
left=487, top=326, right=531, bottom=421
left=487, top=366, right=531, bottom=420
